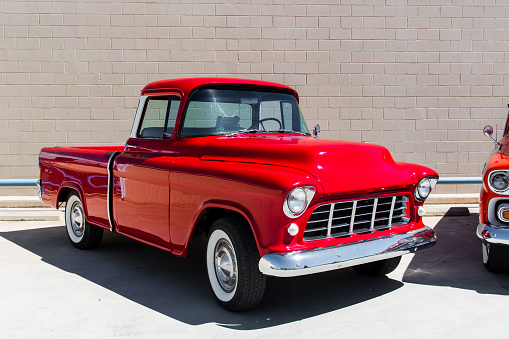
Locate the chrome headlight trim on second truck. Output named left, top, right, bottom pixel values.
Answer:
left=488, top=170, right=509, bottom=194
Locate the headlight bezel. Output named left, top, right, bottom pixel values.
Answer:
left=414, top=176, right=438, bottom=202
left=488, top=170, right=509, bottom=194
left=283, top=186, right=316, bottom=218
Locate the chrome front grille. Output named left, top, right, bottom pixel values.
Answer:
left=304, top=195, right=409, bottom=241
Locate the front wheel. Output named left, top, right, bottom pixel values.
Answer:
left=206, top=217, right=266, bottom=311
left=482, top=242, right=509, bottom=273
left=65, top=192, right=103, bottom=249
left=353, top=256, right=401, bottom=277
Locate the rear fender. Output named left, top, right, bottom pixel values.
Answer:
left=57, top=182, right=87, bottom=217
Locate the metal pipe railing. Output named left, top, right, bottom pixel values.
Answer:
left=437, top=177, right=482, bottom=184
left=0, top=179, right=39, bottom=187
left=0, top=177, right=484, bottom=187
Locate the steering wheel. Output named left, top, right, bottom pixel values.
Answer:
left=258, top=117, right=282, bottom=130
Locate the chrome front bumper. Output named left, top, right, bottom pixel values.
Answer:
left=476, top=223, right=509, bottom=246
left=259, top=226, right=437, bottom=277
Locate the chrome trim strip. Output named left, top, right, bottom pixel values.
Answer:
left=370, top=198, right=378, bottom=230
left=331, top=223, right=349, bottom=230
left=327, top=203, right=334, bottom=237
left=259, top=226, right=437, bottom=277
left=333, top=205, right=353, bottom=212
left=107, top=151, right=121, bottom=232
left=477, top=223, right=509, bottom=245
left=307, top=218, right=329, bottom=224
left=355, top=211, right=374, bottom=218
left=349, top=200, right=357, bottom=233
left=388, top=196, right=396, bottom=227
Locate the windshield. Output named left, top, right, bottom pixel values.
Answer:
left=180, top=88, right=310, bottom=137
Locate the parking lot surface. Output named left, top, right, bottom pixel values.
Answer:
left=0, top=215, right=508, bottom=338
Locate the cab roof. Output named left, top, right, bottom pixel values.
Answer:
left=141, top=77, right=299, bottom=101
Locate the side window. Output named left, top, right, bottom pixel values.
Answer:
left=137, top=95, right=180, bottom=139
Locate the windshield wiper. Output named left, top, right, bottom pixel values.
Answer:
left=267, top=129, right=308, bottom=136
left=227, top=129, right=264, bottom=137
left=228, top=129, right=309, bottom=137
left=239, top=129, right=264, bottom=134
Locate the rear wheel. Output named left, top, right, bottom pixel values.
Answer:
left=353, top=256, right=401, bottom=277
left=482, top=243, right=509, bottom=273
left=65, top=192, right=103, bottom=249
left=206, top=216, right=266, bottom=311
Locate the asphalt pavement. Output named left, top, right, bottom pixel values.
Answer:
left=0, top=215, right=508, bottom=338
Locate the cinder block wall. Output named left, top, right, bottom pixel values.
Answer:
left=1, top=0, right=507, bottom=195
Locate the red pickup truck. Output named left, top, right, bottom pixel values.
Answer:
left=39, top=78, right=438, bottom=311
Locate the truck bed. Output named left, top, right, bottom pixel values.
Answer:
left=39, top=146, right=125, bottom=229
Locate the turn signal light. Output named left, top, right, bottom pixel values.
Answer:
left=287, top=223, right=299, bottom=236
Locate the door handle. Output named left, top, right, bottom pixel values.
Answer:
left=125, top=144, right=139, bottom=150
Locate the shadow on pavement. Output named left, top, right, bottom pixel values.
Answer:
left=403, top=214, right=509, bottom=294
left=0, top=224, right=403, bottom=330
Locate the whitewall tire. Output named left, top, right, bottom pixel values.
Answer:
left=65, top=192, right=103, bottom=249
left=206, top=217, right=266, bottom=311
left=207, top=229, right=238, bottom=302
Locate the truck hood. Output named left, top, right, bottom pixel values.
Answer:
left=199, top=135, right=414, bottom=195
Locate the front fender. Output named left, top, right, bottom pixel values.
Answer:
left=169, top=158, right=323, bottom=256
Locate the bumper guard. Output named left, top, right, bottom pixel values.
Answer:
left=476, top=223, right=509, bottom=246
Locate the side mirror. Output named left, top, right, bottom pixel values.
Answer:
left=483, top=125, right=493, bottom=137
left=483, top=125, right=501, bottom=146
left=313, top=124, right=320, bottom=138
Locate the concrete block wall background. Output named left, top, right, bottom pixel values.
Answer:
left=1, top=0, right=508, bottom=195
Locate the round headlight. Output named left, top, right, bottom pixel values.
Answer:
left=287, top=188, right=307, bottom=214
left=283, top=186, right=316, bottom=218
left=415, top=177, right=435, bottom=202
left=491, top=172, right=509, bottom=192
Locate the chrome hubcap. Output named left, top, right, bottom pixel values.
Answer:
left=214, top=239, right=237, bottom=293
left=70, top=201, right=84, bottom=237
